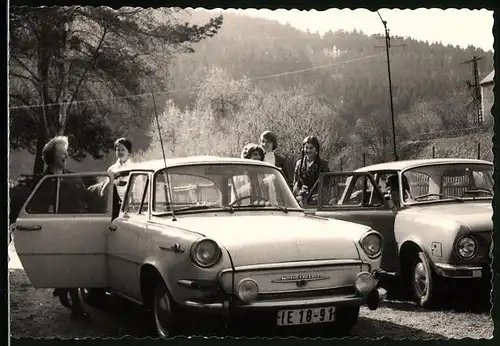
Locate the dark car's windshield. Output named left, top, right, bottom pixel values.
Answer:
left=402, top=163, right=493, bottom=204
left=153, top=164, right=300, bottom=214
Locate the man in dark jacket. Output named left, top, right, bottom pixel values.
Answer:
left=259, top=131, right=293, bottom=189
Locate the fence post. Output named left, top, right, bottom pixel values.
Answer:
left=477, top=142, right=481, bottom=160
left=432, top=146, right=435, bottom=158
left=340, top=157, right=343, bottom=172
left=362, top=153, right=366, bottom=166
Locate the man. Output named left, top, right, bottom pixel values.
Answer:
left=259, top=131, right=293, bottom=189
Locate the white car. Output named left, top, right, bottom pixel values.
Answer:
left=14, top=156, right=387, bottom=337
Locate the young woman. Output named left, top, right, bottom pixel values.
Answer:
left=108, top=137, right=134, bottom=201
left=259, top=130, right=293, bottom=188
left=293, top=136, right=330, bottom=205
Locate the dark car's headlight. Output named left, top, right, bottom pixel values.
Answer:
left=359, top=230, right=383, bottom=259
left=455, top=236, right=478, bottom=259
left=190, top=238, right=222, bottom=268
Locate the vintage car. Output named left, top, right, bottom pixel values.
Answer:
left=302, top=158, right=493, bottom=309
left=13, top=156, right=387, bottom=337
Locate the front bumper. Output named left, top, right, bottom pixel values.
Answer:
left=433, top=263, right=489, bottom=279
left=178, top=279, right=387, bottom=313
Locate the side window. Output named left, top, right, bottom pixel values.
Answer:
left=320, top=174, right=383, bottom=208
left=123, top=174, right=150, bottom=215
left=25, top=175, right=112, bottom=215
left=25, top=177, right=57, bottom=214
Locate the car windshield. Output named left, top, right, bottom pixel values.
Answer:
left=152, top=163, right=300, bottom=214
left=402, top=163, right=493, bottom=204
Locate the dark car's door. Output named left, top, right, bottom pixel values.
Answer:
left=303, top=172, right=399, bottom=273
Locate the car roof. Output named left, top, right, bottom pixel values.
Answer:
left=354, top=158, right=493, bottom=173
left=114, top=155, right=276, bottom=173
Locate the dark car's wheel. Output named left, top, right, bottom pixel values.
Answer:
left=80, top=288, right=108, bottom=308
left=333, top=306, right=360, bottom=335
left=411, top=251, right=441, bottom=308
left=152, top=283, right=181, bottom=338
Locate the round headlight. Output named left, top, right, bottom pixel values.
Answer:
left=190, top=238, right=221, bottom=268
left=360, top=231, right=383, bottom=259
left=355, top=272, right=377, bottom=296
left=236, top=278, right=259, bottom=303
left=456, top=236, right=477, bottom=259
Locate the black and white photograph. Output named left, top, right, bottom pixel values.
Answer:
left=8, top=6, right=495, bottom=340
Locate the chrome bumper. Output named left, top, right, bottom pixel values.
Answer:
left=433, top=263, right=484, bottom=278
left=183, top=287, right=387, bottom=311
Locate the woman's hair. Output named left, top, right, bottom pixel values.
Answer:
left=241, top=143, right=265, bottom=161
left=298, top=136, right=322, bottom=181
left=260, top=130, right=278, bottom=150
left=42, top=136, right=69, bottom=165
left=114, top=137, right=132, bottom=153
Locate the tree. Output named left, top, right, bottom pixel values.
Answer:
left=9, top=6, right=223, bottom=174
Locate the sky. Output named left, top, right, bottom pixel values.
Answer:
left=206, top=8, right=494, bottom=52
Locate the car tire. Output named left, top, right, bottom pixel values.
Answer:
left=333, top=306, right=360, bottom=335
left=80, top=288, right=107, bottom=308
left=152, top=283, right=180, bottom=338
left=411, top=251, right=440, bottom=308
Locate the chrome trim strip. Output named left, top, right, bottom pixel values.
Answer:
left=221, top=259, right=364, bottom=274
left=258, top=284, right=353, bottom=296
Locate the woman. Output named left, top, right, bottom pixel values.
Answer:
left=108, top=137, right=134, bottom=201
left=241, top=143, right=265, bottom=161
left=35, top=136, right=90, bottom=321
left=259, top=130, right=293, bottom=188
left=293, top=136, right=330, bottom=205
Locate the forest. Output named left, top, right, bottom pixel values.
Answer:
left=9, top=8, right=494, bottom=179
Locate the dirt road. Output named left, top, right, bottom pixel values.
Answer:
left=8, top=243, right=493, bottom=339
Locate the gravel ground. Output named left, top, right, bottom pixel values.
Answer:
left=8, top=244, right=494, bottom=340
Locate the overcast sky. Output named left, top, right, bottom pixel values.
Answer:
left=212, top=8, right=494, bottom=52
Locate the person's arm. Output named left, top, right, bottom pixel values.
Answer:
left=292, top=160, right=301, bottom=197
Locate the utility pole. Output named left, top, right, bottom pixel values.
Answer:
left=461, top=56, right=483, bottom=125
left=375, top=11, right=406, bottom=162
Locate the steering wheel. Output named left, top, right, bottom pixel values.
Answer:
left=230, top=195, right=269, bottom=207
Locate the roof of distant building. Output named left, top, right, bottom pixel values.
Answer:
left=479, top=70, right=494, bottom=86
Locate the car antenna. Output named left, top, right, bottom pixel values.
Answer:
left=150, top=85, right=177, bottom=222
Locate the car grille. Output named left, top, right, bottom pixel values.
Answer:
left=219, top=262, right=369, bottom=296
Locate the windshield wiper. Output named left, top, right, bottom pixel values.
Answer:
left=413, top=193, right=464, bottom=202
left=173, top=204, right=223, bottom=213
left=464, top=188, right=493, bottom=196
left=230, top=203, right=289, bottom=213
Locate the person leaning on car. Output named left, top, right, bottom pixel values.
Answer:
left=28, top=135, right=90, bottom=320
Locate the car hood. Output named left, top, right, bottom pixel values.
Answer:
left=161, top=213, right=372, bottom=266
left=406, top=201, right=493, bottom=231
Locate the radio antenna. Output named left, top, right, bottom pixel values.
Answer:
left=150, top=86, right=177, bottom=222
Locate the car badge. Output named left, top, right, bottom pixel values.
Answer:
left=271, top=274, right=329, bottom=284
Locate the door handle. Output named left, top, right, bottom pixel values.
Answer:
left=16, top=225, right=42, bottom=231
left=109, top=225, right=117, bottom=232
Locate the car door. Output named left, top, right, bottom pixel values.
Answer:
left=303, top=171, right=400, bottom=273
left=14, top=172, right=114, bottom=288
left=107, top=171, right=150, bottom=300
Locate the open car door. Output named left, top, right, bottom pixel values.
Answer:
left=303, top=171, right=399, bottom=273
left=14, top=172, right=114, bottom=288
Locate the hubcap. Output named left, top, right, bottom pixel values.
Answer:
left=414, top=262, right=428, bottom=297
left=155, top=292, right=172, bottom=337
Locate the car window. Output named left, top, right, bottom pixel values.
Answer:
left=319, top=174, right=383, bottom=208
left=25, top=175, right=112, bottom=214
left=153, top=164, right=299, bottom=213
left=404, top=171, right=430, bottom=199
left=123, top=173, right=150, bottom=215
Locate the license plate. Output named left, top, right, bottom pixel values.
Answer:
left=276, top=306, right=335, bottom=326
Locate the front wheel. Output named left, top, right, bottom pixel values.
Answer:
left=411, top=251, right=441, bottom=308
left=152, top=283, right=181, bottom=338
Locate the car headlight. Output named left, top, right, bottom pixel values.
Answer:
left=190, top=238, right=222, bottom=268
left=455, top=236, right=477, bottom=259
left=236, top=278, right=259, bottom=303
left=359, top=231, right=383, bottom=259
left=355, top=272, right=377, bottom=296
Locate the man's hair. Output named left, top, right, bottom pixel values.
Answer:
left=241, top=143, right=265, bottom=160
left=42, top=136, right=69, bottom=165
left=114, top=137, right=132, bottom=153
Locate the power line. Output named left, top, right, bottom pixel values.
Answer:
left=9, top=53, right=385, bottom=110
